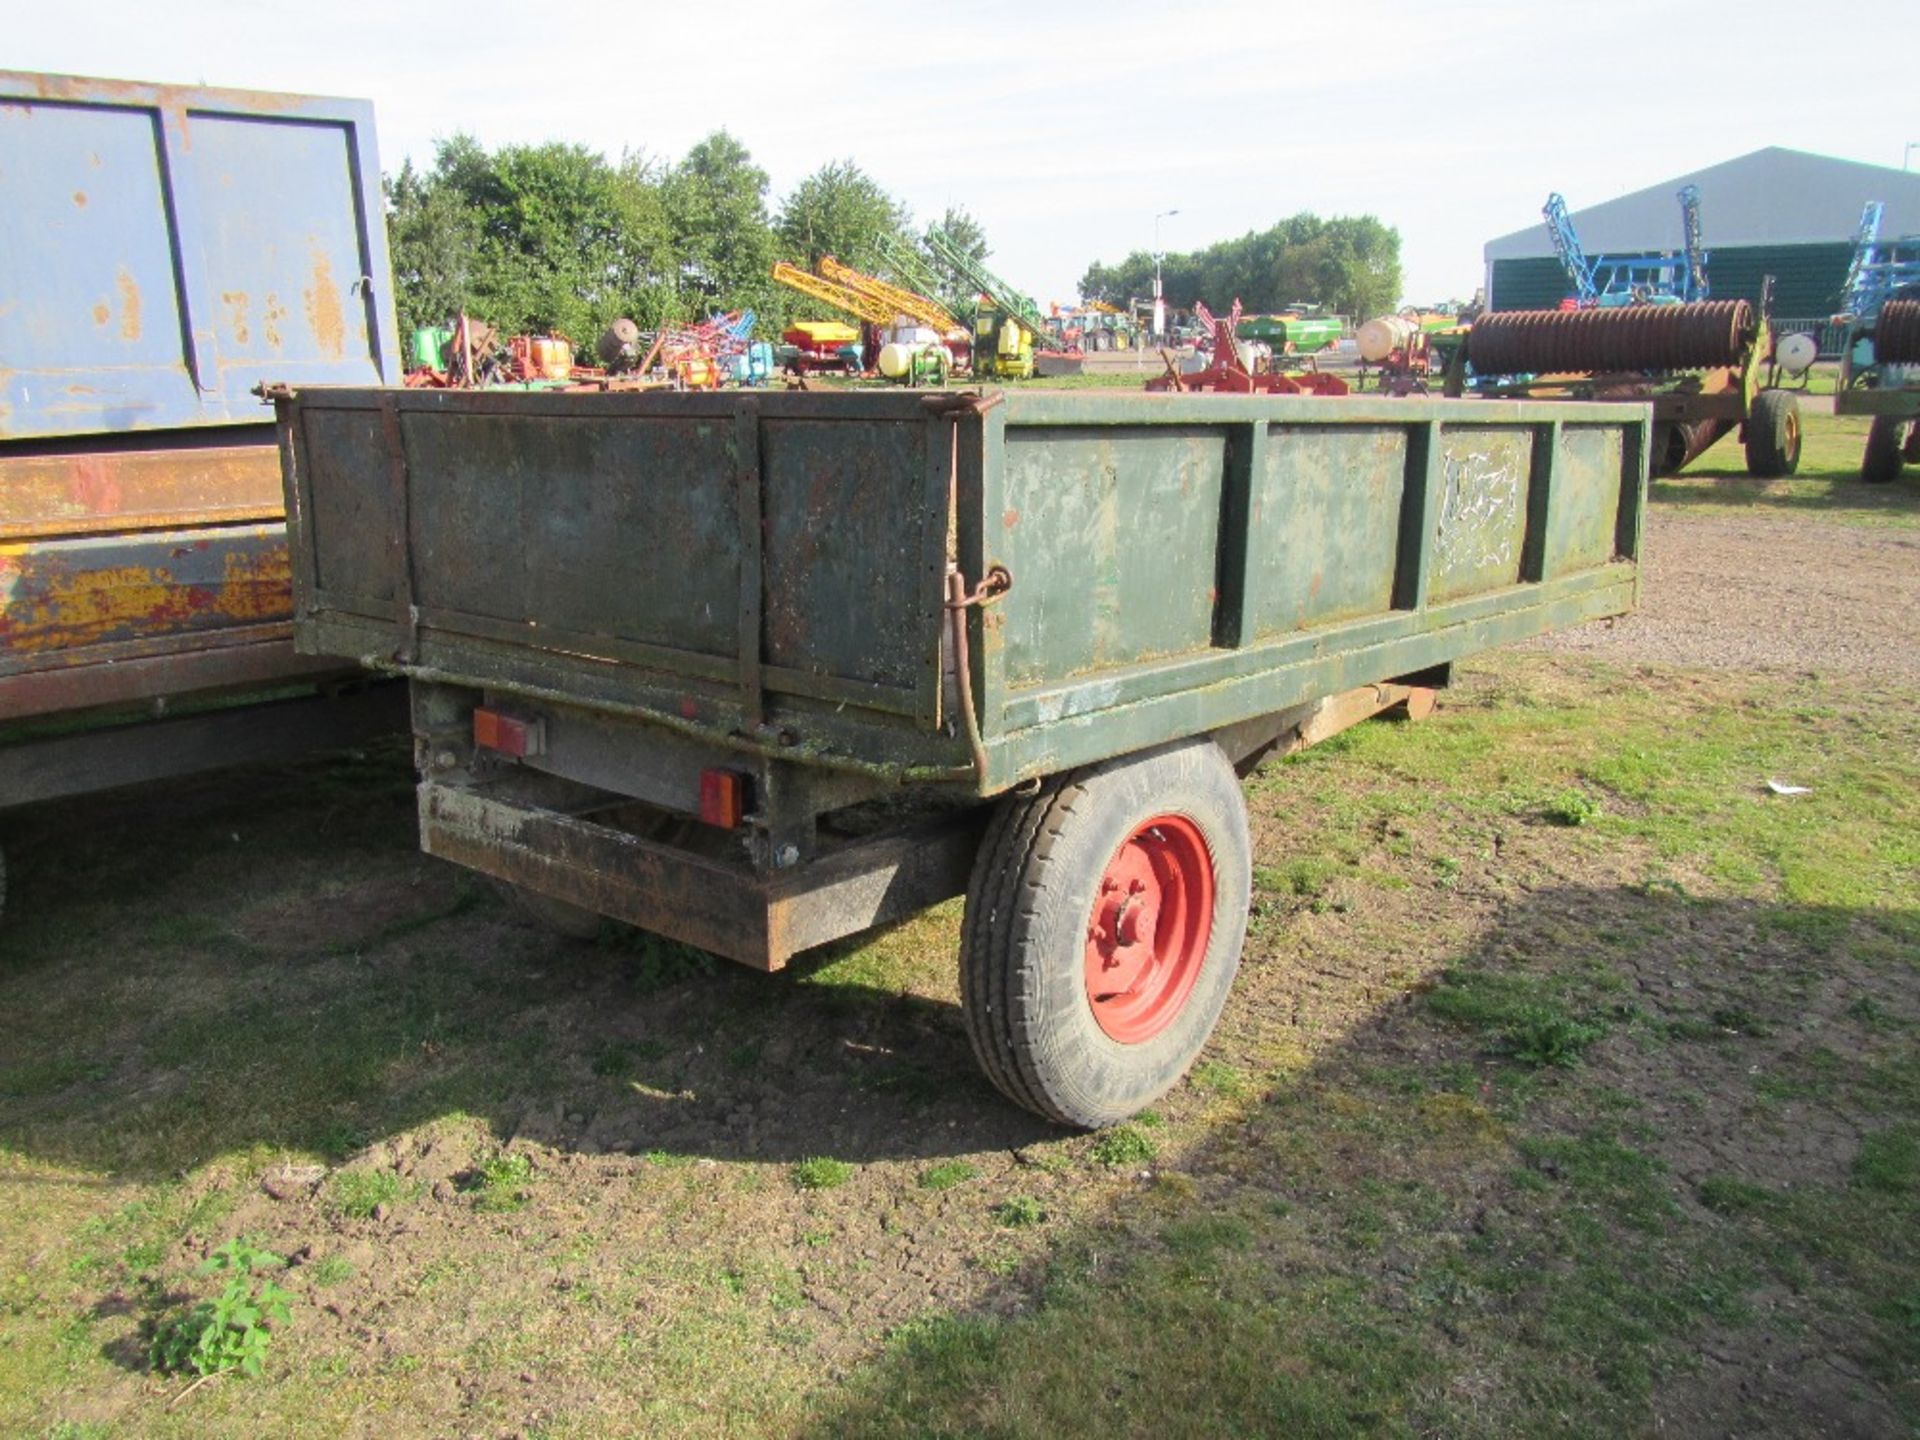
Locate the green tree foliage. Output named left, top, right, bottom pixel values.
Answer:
left=919, top=207, right=991, bottom=318
left=383, top=130, right=984, bottom=344
left=1079, top=214, right=1402, bottom=320
left=664, top=131, right=778, bottom=321
left=775, top=160, right=911, bottom=272
left=386, top=134, right=676, bottom=341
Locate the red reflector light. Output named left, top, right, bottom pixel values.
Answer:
left=473, top=708, right=541, bottom=758
left=700, top=768, right=747, bottom=829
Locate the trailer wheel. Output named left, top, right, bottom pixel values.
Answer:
left=1744, top=389, right=1801, bottom=479
left=1862, top=416, right=1906, bottom=484
left=959, top=739, right=1251, bottom=1128
left=496, top=881, right=603, bottom=940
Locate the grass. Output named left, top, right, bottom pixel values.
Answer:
left=325, top=1169, right=404, bottom=1220
left=791, top=1157, right=854, bottom=1191
left=918, top=1161, right=978, bottom=1192
left=1650, top=408, right=1920, bottom=529
left=1, top=638, right=1916, bottom=1437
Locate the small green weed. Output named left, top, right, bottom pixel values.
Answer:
left=1505, top=1011, right=1606, bottom=1067
left=307, top=1255, right=354, bottom=1287
left=1697, top=1176, right=1774, bottom=1215
left=1427, top=970, right=1605, bottom=1067
left=148, top=1238, right=293, bottom=1379
left=992, top=1196, right=1045, bottom=1228
left=919, top=1161, right=979, bottom=1191
left=792, top=1157, right=854, bottom=1191
left=1543, top=789, right=1602, bottom=826
left=327, top=1169, right=403, bottom=1220
left=1089, top=1125, right=1157, bottom=1167
left=1190, top=1060, right=1250, bottom=1099
left=466, top=1153, right=535, bottom=1212
left=1854, top=1129, right=1919, bottom=1194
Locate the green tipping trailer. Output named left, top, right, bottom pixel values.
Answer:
left=272, top=386, right=1646, bottom=1126
left=1236, top=313, right=1343, bottom=354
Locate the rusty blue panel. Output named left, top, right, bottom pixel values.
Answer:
left=0, top=70, right=400, bottom=441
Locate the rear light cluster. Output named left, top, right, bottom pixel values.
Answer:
left=700, top=768, right=747, bottom=829
left=473, top=706, right=748, bottom=831
left=472, top=708, right=543, bottom=758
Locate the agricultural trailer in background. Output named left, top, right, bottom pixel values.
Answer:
left=0, top=71, right=406, bottom=916
left=271, top=385, right=1647, bottom=1127
left=1442, top=296, right=1810, bottom=479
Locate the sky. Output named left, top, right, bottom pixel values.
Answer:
left=9, top=0, right=1917, bottom=308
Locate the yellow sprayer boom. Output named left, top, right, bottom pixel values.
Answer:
left=817, top=257, right=962, bottom=334
left=770, top=262, right=895, bottom=327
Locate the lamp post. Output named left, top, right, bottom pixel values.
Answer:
left=1906, top=141, right=1919, bottom=171
left=1153, top=208, right=1180, bottom=339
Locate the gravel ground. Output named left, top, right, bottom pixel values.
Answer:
left=1529, top=510, right=1920, bottom=674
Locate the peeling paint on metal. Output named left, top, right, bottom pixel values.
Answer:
left=114, top=266, right=141, bottom=341
left=304, top=248, right=345, bottom=359
left=222, top=290, right=251, bottom=346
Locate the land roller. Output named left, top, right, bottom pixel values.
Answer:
left=1447, top=298, right=1807, bottom=480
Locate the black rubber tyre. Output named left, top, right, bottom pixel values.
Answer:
left=959, top=739, right=1252, bottom=1128
left=496, top=880, right=602, bottom=940
left=1744, top=389, right=1801, bottom=479
left=1862, top=416, right=1906, bottom=484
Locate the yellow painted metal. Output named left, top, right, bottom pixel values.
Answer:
left=816, top=257, right=961, bottom=334
left=0, top=524, right=291, bottom=658
left=770, top=263, right=895, bottom=326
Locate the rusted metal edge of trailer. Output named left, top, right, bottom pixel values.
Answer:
left=421, top=779, right=991, bottom=972
left=417, top=680, right=1433, bottom=971
left=0, top=680, right=403, bottom=807
left=0, top=624, right=347, bottom=724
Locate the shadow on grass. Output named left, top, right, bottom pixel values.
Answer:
left=1651, top=469, right=1920, bottom=519
left=803, top=880, right=1920, bottom=1439
left=2, top=746, right=1917, bottom=1436
left=0, top=747, right=1046, bottom=1176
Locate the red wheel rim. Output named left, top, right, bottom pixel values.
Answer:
left=1082, top=814, right=1215, bottom=1044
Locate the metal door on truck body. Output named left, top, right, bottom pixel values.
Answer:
left=0, top=70, right=400, bottom=441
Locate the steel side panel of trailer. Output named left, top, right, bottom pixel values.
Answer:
left=0, top=71, right=401, bottom=732
left=278, top=389, right=1647, bottom=794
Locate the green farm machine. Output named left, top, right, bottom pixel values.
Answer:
left=924, top=227, right=1054, bottom=379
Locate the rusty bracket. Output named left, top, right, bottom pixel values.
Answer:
left=921, top=389, right=1006, bottom=419
left=945, top=563, right=1012, bottom=609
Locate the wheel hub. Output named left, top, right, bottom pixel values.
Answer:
left=1083, top=815, right=1215, bottom=1044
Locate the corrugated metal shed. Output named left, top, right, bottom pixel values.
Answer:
left=1484, top=148, right=1920, bottom=314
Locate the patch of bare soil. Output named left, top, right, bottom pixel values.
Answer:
left=1529, top=511, right=1920, bottom=674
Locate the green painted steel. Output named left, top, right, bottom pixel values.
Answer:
left=276, top=388, right=1646, bottom=796
left=1493, top=243, right=1856, bottom=317
left=1236, top=315, right=1343, bottom=351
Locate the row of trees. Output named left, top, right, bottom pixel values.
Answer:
left=1078, top=215, right=1403, bottom=322
left=385, top=132, right=987, bottom=343
left=385, top=131, right=1406, bottom=346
